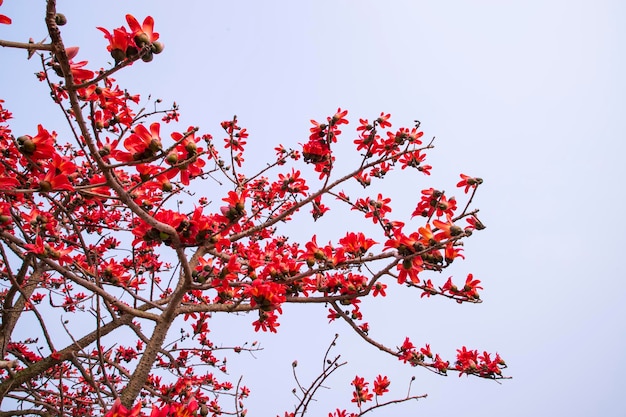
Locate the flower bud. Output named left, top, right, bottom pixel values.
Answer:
left=165, top=152, right=178, bottom=165
left=134, top=33, right=150, bottom=47
left=110, top=48, right=126, bottom=63
left=54, top=13, right=67, bottom=26
left=151, top=41, right=164, bottom=54
left=394, top=133, right=407, bottom=144
left=141, top=50, right=154, bottom=62
left=450, top=225, right=463, bottom=236
left=185, top=140, right=197, bottom=154
left=17, top=136, right=36, bottom=154
left=126, top=46, right=138, bottom=59
left=148, top=138, right=162, bottom=152
left=161, top=181, right=173, bottom=192
left=38, top=180, right=52, bottom=192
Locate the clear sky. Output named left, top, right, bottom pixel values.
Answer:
left=1, top=1, right=625, bottom=416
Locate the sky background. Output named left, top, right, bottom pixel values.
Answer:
left=1, top=1, right=625, bottom=416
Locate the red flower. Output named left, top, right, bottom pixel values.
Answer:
left=0, top=166, right=18, bottom=189
left=375, top=112, right=392, bottom=129
left=433, top=218, right=463, bottom=240
left=65, top=47, right=95, bottom=83
left=97, top=26, right=132, bottom=62
left=0, top=0, right=11, bottom=24
left=244, top=279, right=286, bottom=312
left=372, top=282, right=387, bottom=297
left=302, top=138, right=330, bottom=162
left=329, top=108, right=348, bottom=127
left=126, top=14, right=160, bottom=44
left=38, top=170, right=73, bottom=192
left=252, top=310, right=281, bottom=333
left=444, top=243, right=465, bottom=263
left=99, top=258, right=131, bottom=286
left=169, top=129, right=206, bottom=185
left=220, top=189, right=247, bottom=222
left=116, top=346, right=138, bottom=362
left=373, top=375, right=390, bottom=396
left=353, top=170, right=370, bottom=187
left=465, top=215, right=486, bottom=231
left=275, top=169, right=309, bottom=197
left=29, top=293, right=45, bottom=304
left=6, top=342, right=42, bottom=363
left=120, top=122, right=162, bottom=161
left=462, top=273, right=483, bottom=299
left=354, top=193, right=392, bottom=224
left=412, top=188, right=457, bottom=218
left=398, top=337, right=415, bottom=358
left=98, top=26, right=131, bottom=52
left=442, top=277, right=458, bottom=294
left=420, top=279, right=436, bottom=298
left=223, top=126, right=247, bottom=152
left=457, top=173, right=483, bottom=193
left=302, top=234, right=326, bottom=266
left=398, top=150, right=431, bottom=174
left=455, top=346, right=479, bottom=376
left=104, top=398, right=142, bottom=417
left=418, top=223, right=436, bottom=246
left=327, top=308, right=340, bottom=322
left=396, top=256, right=422, bottom=284
left=338, top=232, right=377, bottom=257
left=38, top=153, right=77, bottom=191
left=433, top=354, right=450, bottom=373
left=393, top=127, right=423, bottom=144
left=311, top=196, right=329, bottom=220
left=25, top=236, right=73, bottom=264
left=351, top=375, right=373, bottom=405
left=354, top=119, right=379, bottom=153
left=18, top=124, right=56, bottom=160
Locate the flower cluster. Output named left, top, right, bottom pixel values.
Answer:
left=351, top=375, right=374, bottom=406
left=98, top=14, right=164, bottom=64
left=397, top=338, right=450, bottom=373
left=302, top=108, right=348, bottom=178
left=455, top=346, right=507, bottom=378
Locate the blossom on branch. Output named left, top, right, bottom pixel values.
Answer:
left=0, top=7, right=507, bottom=416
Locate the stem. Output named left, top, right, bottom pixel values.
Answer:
left=0, top=313, right=134, bottom=405
left=0, top=39, right=53, bottom=52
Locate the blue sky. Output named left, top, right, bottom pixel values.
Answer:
left=1, top=1, right=625, bottom=416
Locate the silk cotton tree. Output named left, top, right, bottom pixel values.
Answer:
left=0, top=2, right=507, bottom=416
